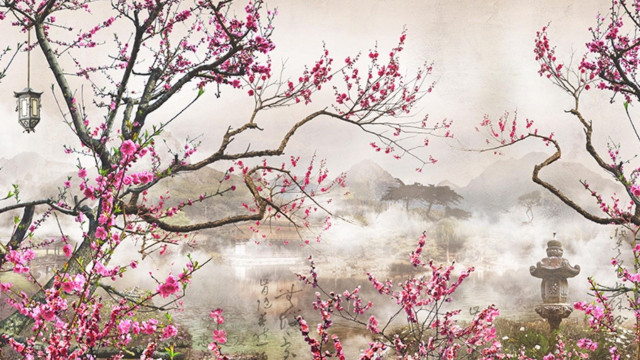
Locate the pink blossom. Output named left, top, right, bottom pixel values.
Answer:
left=118, top=319, right=132, bottom=335
left=78, top=168, right=87, bottom=178
left=577, top=338, right=598, bottom=351
left=367, top=315, right=380, bottom=334
left=131, top=321, right=141, bottom=335
left=63, top=244, right=72, bottom=257
left=628, top=272, right=640, bottom=282
left=61, top=274, right=85, bottom=294
left=0, top=282, right=13, bottom=292
left=40, top=308, right=55, bottom=322
left=157, top=275, right=180, bottom=298
left=24, top=249, right=35, bottom=261
left=120, top=140, right=137, bottom=157
left=210, top=308, right=225, bottom=324
left=84, top=186, right=96, bottom=200
left=161, top=324, right=178, bottom=340
left=137, top=171, right=154, bottom=184
left=212, top=329, right=227, bottom=344
left=98, top=213, right=111, bottom=225
left=141, top=319, right=158, bottom=334
left=94, top=261, right=110, bottom=277
left=13, top=264, right=29, bottom=273
left=95, top=226, right=108, bottom=240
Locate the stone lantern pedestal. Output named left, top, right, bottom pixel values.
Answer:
left=534, top=304, right=573, bottom=330
left=530, top=240, right=580, bottom=330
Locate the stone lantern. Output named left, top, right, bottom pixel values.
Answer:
left=530, top=239, right=580, bottom=330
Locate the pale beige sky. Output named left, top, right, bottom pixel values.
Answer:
left=0, top=0, right=625, bottom=187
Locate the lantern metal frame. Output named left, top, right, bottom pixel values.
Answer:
left=14, top=87, right=42, bottom=133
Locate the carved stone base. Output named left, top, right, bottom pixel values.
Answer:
left=535, top=304, right=573, bottom=331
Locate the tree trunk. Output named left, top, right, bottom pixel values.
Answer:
left=0, top=214, right=98, bottom=340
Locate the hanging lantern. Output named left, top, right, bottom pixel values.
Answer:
left=14, top=88, right=42, bottom=133
left=14, top=28, right=41, bottom=133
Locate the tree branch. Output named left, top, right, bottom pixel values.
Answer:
left=0, top=205, right=34, bottom=266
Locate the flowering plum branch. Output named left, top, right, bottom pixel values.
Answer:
left=478, top=10, right=640, bottom=226
left=0, top=0, right=448, bottom=358
left=291, top=234, right=508, bottom=360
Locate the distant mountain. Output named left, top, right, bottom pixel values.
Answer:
left=0, top=151, right=246, bottom=218
left=0, top=152, right=72, bottom=200
left=457, top=152, right=620, bottom=220
left=436, top=180, right=463, bottom=191
left=1, top=151, right=624, bottom=228
left=342, top=159, right=398, bottom=200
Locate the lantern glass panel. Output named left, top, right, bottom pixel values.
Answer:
left=31, top=98, right=39, bottom=117
left=20, top=97, right=28, bottom=118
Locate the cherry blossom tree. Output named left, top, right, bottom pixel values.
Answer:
left=479, top=0, right=640, bottom=227
left=0, top=0, right=448, bottom=358
left=477, top=0, right=640, bottom=358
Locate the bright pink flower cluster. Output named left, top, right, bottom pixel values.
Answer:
left=4, top=248, right=35, bottom=273
left=157, top=275, right=181, bottom=298
left=293, top=234, right=504, bottom=360
left=0, top=136, right=205, bottom=358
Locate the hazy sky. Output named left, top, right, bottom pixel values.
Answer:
left=0, top=0, right=626, bottom=188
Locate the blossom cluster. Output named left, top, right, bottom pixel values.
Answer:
left=292, top=235, right=506, bottom=360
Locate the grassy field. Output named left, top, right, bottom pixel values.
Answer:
left=496, top=318, right=637, bottom=358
